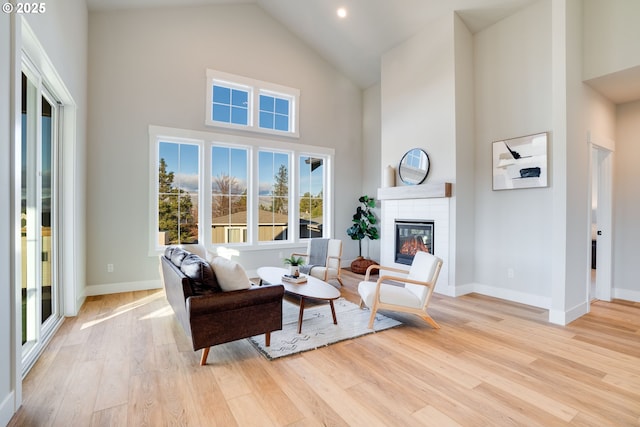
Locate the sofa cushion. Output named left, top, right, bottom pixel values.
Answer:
left=210, top=257, right=251, bottom=291
left=164, top=246, right=175, bottom=260
left=181, top=254, right=221, bottom=295
left=170, top=248, right=188, bottom=267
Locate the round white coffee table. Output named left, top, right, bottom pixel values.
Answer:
left=256, top=266, right=341, bottom=334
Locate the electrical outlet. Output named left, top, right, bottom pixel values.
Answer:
left=507, top=268, right=514, bottom=279
left=107, top=263, right=114, bottom=273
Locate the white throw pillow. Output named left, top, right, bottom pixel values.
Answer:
left=210, top=257, right=251, bottom=291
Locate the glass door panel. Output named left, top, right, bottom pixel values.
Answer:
left=21, top=66, right=60, bottom=363
left=41, top=94, right=54, bottom=325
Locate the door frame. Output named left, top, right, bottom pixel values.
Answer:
left=587, top=132, right=614, bottom=306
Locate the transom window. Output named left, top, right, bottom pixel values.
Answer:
left=149, top=126, right=332, bottom=253
left=259, top=93, right=290, bottom=132
left=206, top=69, right=299, bottom=137
left=212, top=84, right=249, bottom=126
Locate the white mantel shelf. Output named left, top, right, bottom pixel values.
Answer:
left=377, top=182, right=452, bottom=201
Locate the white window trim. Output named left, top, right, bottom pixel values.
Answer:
left=205, top=69, right=300, bottom=138
left=149, top=125, right=332, bottom=255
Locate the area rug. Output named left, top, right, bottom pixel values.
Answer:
left=248, top=297, right=402, bottom=360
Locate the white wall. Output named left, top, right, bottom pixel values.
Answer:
left=0, top=12, right=14, bottom=427
left=381, top=16, right=456, bottom=183
left=362, top=83, right=382, bottom=262
left=614, top=100, right=640, bottom=301
left=86, top=4, right=362, bottom=290
left=474, top=0, right=554, bottom=308
left=582, top=0, right=640, bottom=80
left=453, top=13, right=475, bottom=288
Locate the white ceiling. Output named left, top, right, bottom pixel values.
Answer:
left=86, top=0, right=538, bottom=89
left=86, top=0, right=640, bottom=101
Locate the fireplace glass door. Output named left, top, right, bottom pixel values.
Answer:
left=395, top=220, right=434, bottom=265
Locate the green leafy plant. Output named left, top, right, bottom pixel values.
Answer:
left=346, top=195, right=379, bottom=258
left=283, top=255, right=306, bottom=266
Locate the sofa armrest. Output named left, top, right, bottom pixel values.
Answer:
left=187, top=284, right=284, bottom=315
left=186, top=284, right=285, bottom=351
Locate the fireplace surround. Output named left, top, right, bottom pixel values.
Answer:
left=378, top=182, right=452, bottom=294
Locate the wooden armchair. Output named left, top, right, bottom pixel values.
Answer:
left=358, top=251, right=443, bottom=329
left=292, top=238, right=344, bottom=286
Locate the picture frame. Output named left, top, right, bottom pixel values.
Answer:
left=492, top=132, right=548, bottom=190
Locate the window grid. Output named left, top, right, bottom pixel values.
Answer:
left=259, top=94, right=290, bottom=132
left=150, top=126, right=332, bottom=253
left=205, top=69, right=299, bottom=137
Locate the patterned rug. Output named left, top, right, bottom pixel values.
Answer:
left=248, top=297, right=402, bottom=360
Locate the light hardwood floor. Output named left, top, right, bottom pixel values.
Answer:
left=9, top=270, right=640, bottom=426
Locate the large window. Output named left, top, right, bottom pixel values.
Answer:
left=299, top=157, right=324, bottom=239
left=206, top=69, right=299, bottom=137
left=258, top=151, right=290, bottom=241
left=150, top=126, right=332, bottom=253
left=157, top=142, right=200, bottom=246
left=211, top=145, right=248, bottom=244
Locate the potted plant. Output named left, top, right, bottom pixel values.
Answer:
left=283, top=255, right=305, bottom=278
left=346, top=195, right=380, bottom=273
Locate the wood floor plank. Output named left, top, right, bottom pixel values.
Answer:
left=89, top=403, right=128, bottom=427
left=51, top=359, right=103, bottom=426
left=9, top=273, right=640, bottom=427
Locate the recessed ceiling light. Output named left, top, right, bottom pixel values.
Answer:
left=337, top=7, right=347, bottom=18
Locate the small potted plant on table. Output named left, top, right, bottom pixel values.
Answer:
left=283, top=255, right=305, bottom=278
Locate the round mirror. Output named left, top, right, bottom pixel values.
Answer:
left=398, top=148, right=430, bottom=185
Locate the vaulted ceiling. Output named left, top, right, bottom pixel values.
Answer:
left=86, top=0, right=537, bottom=89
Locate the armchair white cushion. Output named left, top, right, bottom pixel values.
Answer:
left=358, top=251, right=443, bottom=329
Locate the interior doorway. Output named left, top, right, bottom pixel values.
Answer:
left=589, top=143, right=613, bottom=303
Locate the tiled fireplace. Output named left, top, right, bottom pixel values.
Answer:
left=377, top=183, right=452, bottom=294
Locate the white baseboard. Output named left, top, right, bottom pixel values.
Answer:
left=471, top=283, right=551, bottom=309
left=0, top=391, right=16, bottom=427
left=613, top=287, right=640, bottom=302
left=549, top=300, right=589, bottom=325
left=85, top=279, right=162, bottom=296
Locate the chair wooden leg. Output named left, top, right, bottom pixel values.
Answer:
left=421, top=314, right=441, bottom=329
left=265, top=332, right=271, bottom=347
left=336, top=277, right=344, bottom=287
left=359, top=298, right=365, bottom=309
left=200, top=347, right=210, bottom=366
left=367, top=309, right=377, bottom=329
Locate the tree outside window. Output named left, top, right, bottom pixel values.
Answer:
left=157, top=142, right=199, bottom=245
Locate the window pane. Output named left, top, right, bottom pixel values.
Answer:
left=158, top=142, right=199, bottom=245
left=275, top=98, right=289, bottom=115
left=260, top=95, right=274, bottom=112
left=259, top=111, right=274, bottom=129
left=275, top=114, right=289, bottom=132
left=212, top=104, right=230, bottom=123
left=232, top=89, right=248, bottom=107
left=258, top=151, right=289, bottom=241
left=231, top=106, right=247, bottom=125
left=299, top=157, right=324, bottom=239
left=211, top=146, right=248, bottom=244
left=213, top=85, right=230, bottom=104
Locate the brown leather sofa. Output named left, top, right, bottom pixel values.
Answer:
left=160, top=245, right=284, bottom=365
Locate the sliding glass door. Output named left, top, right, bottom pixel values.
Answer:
left=21, top=63, right=61, bottom=370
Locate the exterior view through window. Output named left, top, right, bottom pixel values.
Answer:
left=157, top=142, right=200, bottom=245
left=152, top=127, right=332, bottom=251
